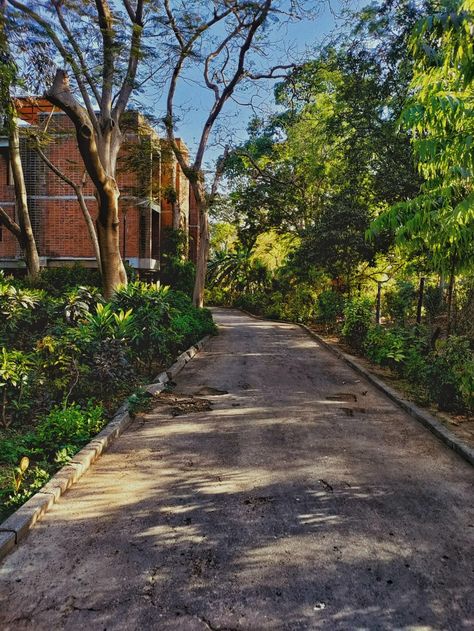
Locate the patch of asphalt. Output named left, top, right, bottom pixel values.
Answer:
left=236, top=307, right=474, bottom=468
left=0, top=335, right=211, bottom=562
left=299, top=324, right=474, bottom=468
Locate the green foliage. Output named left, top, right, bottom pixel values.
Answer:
left=364, top=326, right=412, bottom=370
left=266, top=285, right=318, bottom=323
left=160, top=257, right=195, bottom=296
left=370, top=0, right=474, bottom=273
left=424, top=284, right=445, bottom=325
left=0, top=348, right=32, bottom=427
left=342, top=297, right=374, bottom=350
left=384, top=281, right=416, bottom=326
left=34, top=403, right=105, bottom=455
left=428, top=336, right=474, bottom=412
left=83, top=303, right=136, bottom=341
left=316, top=290, right=345, bottom=327
left=31, top=265, right=102, bottom=295
left=127, top=388, right=153, bottom=416
left=0, top=272, right=216, bottom=519
left=64, top=286, right=102, bottom=325
left=208, top=246, right=270, bottom=295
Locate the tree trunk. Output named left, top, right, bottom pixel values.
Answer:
left=416, top=277, right=425, bottom=325
left=46, top=70, right=127, bottom=297
left=9, top=118, right=40, bottom=278
left=76, top=182, right=102, bottom=273
left=95, top=184, right=127, bottom=299
left=191, top=180, right=208, bottom=308
left=446, top=266, right=455, bottom=337
left=375, top=281, right=382, bottom=324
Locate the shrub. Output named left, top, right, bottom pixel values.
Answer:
left=64, top=286, right=102, bottom=325
left=34, top=403, right=105, bottom=456
left=424, top=285, right=444, bottom=326
left=160, top=257, right=195, bottom=296
left=32, top=265, right=102, bottom=294
left=111, top=281, right=170, bottom=320
left=204, top=286, right=232, bottom=306
left=0, top=348, right=33, bottom=427
left=234, top=291, right=270, bottom=316
left=34, top=334, right=86, bottom=408
left=0, top=281, right=58, bottom=348
left=342, top=297, right=373, bottom=351
left=367, top=326, right=410, bottom=367
left=271, top=285, right=317, bottom=323
left=427, top=336, right=474, bottom=413
left=317, top=289, right=345, bottom=328
left=384, top=280, right=416, bottom=326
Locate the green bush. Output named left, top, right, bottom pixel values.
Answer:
left=204, top=286, right=232, bottom=306
left=427, top=336, right=474, bottom=413
left=317, top=289, right=345, bottom=328
left=0, top=348, right=33, bottom=427
left=234, top=291, right=270, bottom=316
left=32, top=265, right=102, bottom=294
left=0, top=281, right=59, bottom=349
left=269, top=285, right=317, bottom=322
left=424, top=285, right=444, bottom=326
left=364, top=326, right=406, bottom=367
left=160, top=256, right=195, bottom=296
left=34, top=403, right=105, bottom=456
left=64, top=286, right=102, bottom=325
left=384, top=280, right=416, bottom=326
left=342, top=297, right=373, bottom=351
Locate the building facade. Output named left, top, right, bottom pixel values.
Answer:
left=0, top=98, right=198, bottom=275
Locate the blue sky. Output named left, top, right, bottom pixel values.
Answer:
left=148, top=0, right=365, bottom=170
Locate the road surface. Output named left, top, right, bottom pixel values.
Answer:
left=0, top=308, right=473, bottom=630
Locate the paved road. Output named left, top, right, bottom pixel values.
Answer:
left=1, top=308, right=473, bottom=630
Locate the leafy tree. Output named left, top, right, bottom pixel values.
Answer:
left=0, top=9, right=40, bottom=278
left=162, top=0, right=305, bottom=306
left=370, top=0, right=474, bottom=281
left=4, top=0, right=148, bottom=297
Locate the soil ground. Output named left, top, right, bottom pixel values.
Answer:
left=0, top=308, right=473, bottom=630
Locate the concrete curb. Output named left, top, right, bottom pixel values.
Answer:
left=236, top=307, right=474, bottom=468
left=0, top=334, right=211, bottom=562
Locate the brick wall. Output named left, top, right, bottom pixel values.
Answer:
left=0, top=98, right=195, bottom=274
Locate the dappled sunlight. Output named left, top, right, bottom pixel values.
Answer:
left=1, top=307, right=472, bottom=630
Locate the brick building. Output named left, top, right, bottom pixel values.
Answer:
left=0, top=98, right=199, bottom=275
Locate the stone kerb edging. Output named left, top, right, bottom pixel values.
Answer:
left=235, top=307, right=474, bottom=468
left=0, top=335, right=211, bottom=562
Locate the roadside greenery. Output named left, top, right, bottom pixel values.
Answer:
left=207, top=0, right=473, bottom=419
left=0, top=270, right=215, bottom=519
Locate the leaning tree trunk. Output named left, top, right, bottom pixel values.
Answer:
left=191, top=179, right=209, bottom=308
left=9, top=118, right=40, bottom=279
left=46, top=70, right=127, bottom=299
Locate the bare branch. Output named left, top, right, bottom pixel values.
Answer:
left=46, top=69, right=108, bottom=190
left=204, top=24, right=243, bottom=100
left=6, top=0, right=99, bottom=130
left=122, top=0, right=135, bottom=22
left=51, top=0, right=101, bottom=106
left=113, top=0, right=144, bottom=119
left=34, top=142, right=102, bottom=269
left=235, top=150, right=297, bottom=189
left=163, top=0, right=185, bottom=50
left=247, top=64, right=296, bottom=80
left=210, top=146, right=230, bottom=202
left=194, top=0, right=273, bottom=168
left=0, top=205, right=21, bottom=240
left=34, top=142, right=77, bottom=190
left=95, top=0, right=115, bottom=118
